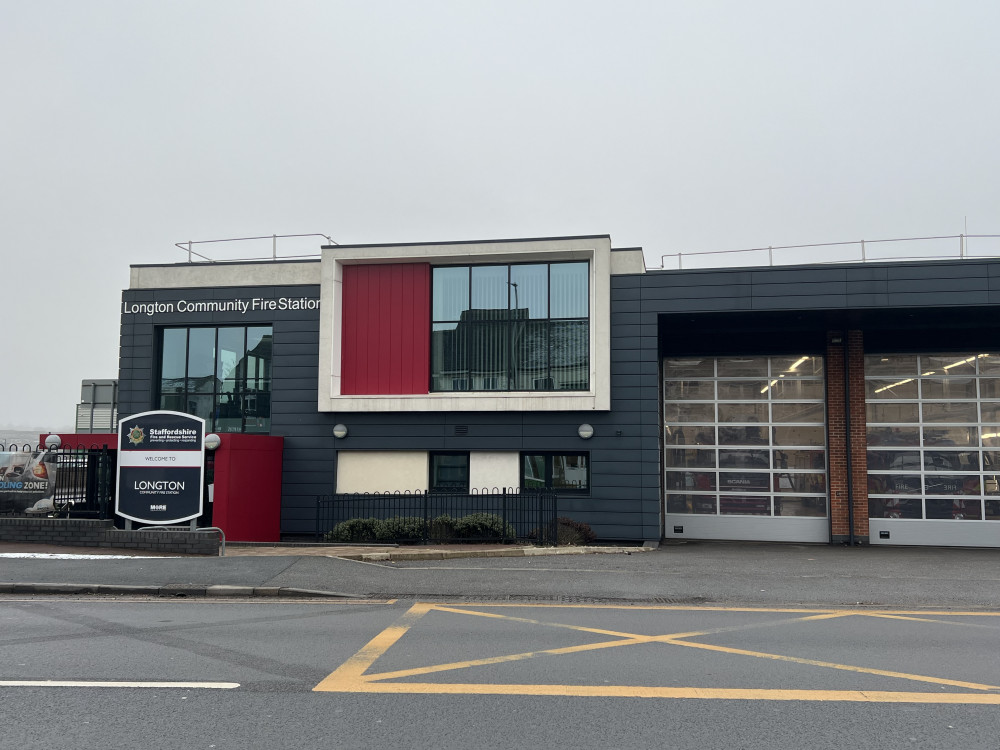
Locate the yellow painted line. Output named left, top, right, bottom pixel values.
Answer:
left=313, top=602, right=434, bottom=690
left=447, top=603, right=1000, bottom=617
left=315, top=681, right=1000, bottom=703
left=431, top=604, right=704, bottom=640
left=662, top=638, right=1000, bottom=691
left=364, top=635, right=660, bottom=682
left=364, top=606, right=845, bottom=682
left=313, top=601, right=1000, bottom=699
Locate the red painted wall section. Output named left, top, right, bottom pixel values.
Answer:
left=341, top=263, right=431, bottom=395
left=210, top=435, right=283, bottom=542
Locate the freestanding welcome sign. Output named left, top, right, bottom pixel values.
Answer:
left=116, top=410, right=205, bottom=524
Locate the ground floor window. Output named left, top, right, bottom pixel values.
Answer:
left=663, top=355, right=828, bottom=517
left=429, top=452, right=470, bottom=493
left=866, top=352, right=1000, bottom=521
left=521, top=453, right=589, bottom=492
left=158, top=326, right=272, bottom=434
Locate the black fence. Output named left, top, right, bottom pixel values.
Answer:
left=0, top=444, right=116, bottom=519
left=316, top=489, right=558, bottom=544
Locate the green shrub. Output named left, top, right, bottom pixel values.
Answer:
left=325, top=517, right=381, bottom=542
left=428, top=514, right=457, bottom=540
left=453, top=512, right=516, bottom=541
left=377, top=516, right=426, bottom=543
left=554, top=517, right=597, bottom=546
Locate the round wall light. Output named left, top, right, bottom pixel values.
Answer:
left=333, top=424, right=349, bottom=439
left=44, top=434, right=62, bottom=449
left=577, top=423, right=595, bottom=440
left=204, top=434, right=222, bottom=451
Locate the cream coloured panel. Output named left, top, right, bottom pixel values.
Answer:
left=469, top=452, right=520, bottom=491
left=336, top=451, right=427, bottom=493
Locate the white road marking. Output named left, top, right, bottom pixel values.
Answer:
left=0, top=553, right=173, bottom=559
left=0, top=681, right=239, bottom=689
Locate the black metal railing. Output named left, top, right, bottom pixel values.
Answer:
left=0, top=444, right=116, bottom=519
left=315, top=488, right=558, bottom=544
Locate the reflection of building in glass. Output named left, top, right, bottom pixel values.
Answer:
left=157, top=327, right=272, bottom=433
left=430, top=261, right=589, bottom=393
left=431, top=308, right=588, bottom=392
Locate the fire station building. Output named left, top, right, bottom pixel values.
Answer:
left=117, top=235, right=1000, bottom=547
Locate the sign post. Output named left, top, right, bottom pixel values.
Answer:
left=116, top=410, right=205, bottom=525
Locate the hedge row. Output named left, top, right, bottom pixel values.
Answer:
left=325, top=513, right=517, bottom=543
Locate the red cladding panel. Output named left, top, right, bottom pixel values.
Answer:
left=341, top=263, right=430, bottom=395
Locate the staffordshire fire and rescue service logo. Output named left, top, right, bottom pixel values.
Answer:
left=127, top=425, right=145, bottom=446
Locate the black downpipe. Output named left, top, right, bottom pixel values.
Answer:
left=843, top=333, right=856, bottom=545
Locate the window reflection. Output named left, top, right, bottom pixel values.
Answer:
left=866, top=352, right=1000, bottom=521
left=663, top=355, right=827, bottom=517
left=431, top=262, right=588, bottom=392
left=157, top=326, right=272, bottom=434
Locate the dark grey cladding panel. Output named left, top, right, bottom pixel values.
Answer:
left=270, top=285, right=321, bottom=297
left=613, top=336, right=643, bottom=351
left=642, top=269, right=754, bottom=287
left=271, top=366, right=320, bottom=379
left=750, top=267, right=849, bottom=284
left=349, top=437, right=447, bottom=451
left=611, top=275, right=642, bottom=289
left=845, top=280, right=888, bottom=294
left=886, top=263, right=989, bottom=280
left=274, top=330, right=323, bottom=344
left=272, top=377, right=320, bottom=391
left=273, top=345, right=319, bottom=360
left=613, top=299, right=641, bottom=314
left=647, top=297, right=754, bottom=313
left=886, top=277, right=989, bottom=293
left=888, top=290, right=990, bottom=306
left=279, top=471, right=334, bottom=485
left=610, top=361, right=643, bottom=375
left=639, top=283, right=753, bottom=302
left=338, top=423, right=450, bottom=438
left=752, top=281, right=848, bottom=297
left=611, top=349, right=645, bottom=362
left=751, top=294, right=847, bottom=310
left=846, top=293, right=890, bottom=307
left=272, top=354, right=321, bottom=368
left=611, top=320, right=642, bottom=340
left=846, top=266, right=889, bottom=281
left=613, top=286, right=641, bottom=301
left=611, top=374, right=646, bottom=388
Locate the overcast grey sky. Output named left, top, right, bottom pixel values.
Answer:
left=3, top=0, right=999, bottom=429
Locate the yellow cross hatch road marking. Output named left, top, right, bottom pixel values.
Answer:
left=312, top=603, right=1000, bottom=703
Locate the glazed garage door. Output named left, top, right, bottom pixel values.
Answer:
left=866, top=353, right=1000, bottom=547
left=662, top=355, right=830, bottom=543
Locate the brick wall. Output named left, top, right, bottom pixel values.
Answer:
left=0, top=518, right=220, bottom=555
left=826, top=330, right=869, bottom=544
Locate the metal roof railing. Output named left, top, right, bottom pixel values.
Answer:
left=659, top=234, right=1000, bottom=270
left=175, top=233, right=336, bottom=263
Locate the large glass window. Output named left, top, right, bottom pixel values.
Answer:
left=866, top=352, right=1000, bottom=521
left=663, top=356, right=828, bottom=518
left=158, top=326, right=272, bottom=434
left=430, top=262, right=589, bottom=392
left=429, top=452, right=470, bottom=493
left=522, top=453, right=589, bottom=492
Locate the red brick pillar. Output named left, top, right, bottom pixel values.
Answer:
left=826, top=331, right=869, bottom=543
left=846, top=331, right=869, bottom=542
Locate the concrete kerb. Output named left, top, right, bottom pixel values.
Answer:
left=0, top=583, right=359, bottom=599
left=334, top=545, right=650, bottom=562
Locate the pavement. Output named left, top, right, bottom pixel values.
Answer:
left=1, top=539, right=999, bottom=609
